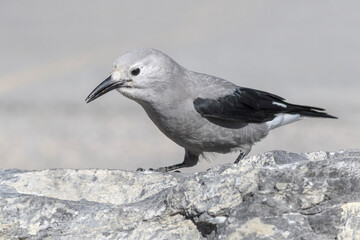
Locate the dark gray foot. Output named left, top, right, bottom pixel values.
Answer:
left=136, top=167, right=181, bottom=173
left=155, top=164, right=186, bottom=172
left=139, top=150, right=200, bottom=172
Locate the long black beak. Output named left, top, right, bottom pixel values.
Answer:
left=85, top=76, right=124, bottom=103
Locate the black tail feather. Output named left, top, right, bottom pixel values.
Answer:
left=288, top=104, right=337, bottom=119
left=298, top=110, right=337, bottom=119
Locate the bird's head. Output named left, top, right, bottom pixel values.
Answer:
left=85, top=48, right=183, bottom=104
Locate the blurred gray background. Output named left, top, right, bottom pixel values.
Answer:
left=1, top=0, right=359, bottom=172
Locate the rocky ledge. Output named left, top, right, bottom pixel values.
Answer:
left=0, top=150, right=360, bottom=240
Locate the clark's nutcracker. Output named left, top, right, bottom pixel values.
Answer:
left=86, top=48, right=336, bottom=172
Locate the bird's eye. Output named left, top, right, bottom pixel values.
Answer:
left=131, top=68, right=140, bottom=76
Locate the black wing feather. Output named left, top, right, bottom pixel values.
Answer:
left=194, top=87, right=336, bottom=125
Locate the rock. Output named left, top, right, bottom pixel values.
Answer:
left=0, top=149, right=360, bottom=240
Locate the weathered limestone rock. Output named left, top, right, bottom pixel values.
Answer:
left=0, top=149, right=359, bottom=239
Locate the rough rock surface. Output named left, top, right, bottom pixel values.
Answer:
left=1, top=149, right=360, bottom=240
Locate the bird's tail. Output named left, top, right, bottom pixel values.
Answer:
left=288, top=104, right=337, bottom=119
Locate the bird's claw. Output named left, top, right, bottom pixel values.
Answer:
left=136, top=167, right=181, bottom=173
left=154, top=167, right=167, bottom=173
left=136, top=168, right=154, bottom=172
left=155, top=167, right=182, bottom=173
left=137, top=168, right=167, bottom=172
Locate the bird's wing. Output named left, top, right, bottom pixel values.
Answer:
left=193, top=87, right=335, bottom=125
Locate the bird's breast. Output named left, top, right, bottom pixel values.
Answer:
left=141, top=99, right=207, bottom=147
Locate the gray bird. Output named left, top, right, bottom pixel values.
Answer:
left=86, top=48, right=336, bottom=172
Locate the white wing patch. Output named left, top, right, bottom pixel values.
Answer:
left=266, top=113, right=301, bottom=130
left=272, top=101, right=287, bottom=108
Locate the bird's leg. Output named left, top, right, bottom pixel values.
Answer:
left=154, top=150, right=200, bottom=172
left=234, top=152, right=245, bottom=164
left=234, top=145, right=252, bottom=164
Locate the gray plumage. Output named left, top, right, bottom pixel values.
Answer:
left=86, top=48, right=336, bottom=172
